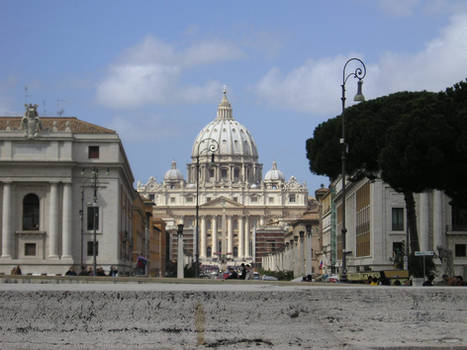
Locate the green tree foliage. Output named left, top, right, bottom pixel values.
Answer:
left=438, top=81, right=467, bottom=207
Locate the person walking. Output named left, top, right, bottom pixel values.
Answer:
left=239, top=263, right=247, bottom=280
left=136, top=253, right=148, bottom=276
left=65, top=266, right=77, bottom=276
left=109, top=265, right=118, bottom=277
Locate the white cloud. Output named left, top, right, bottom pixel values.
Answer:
left=109, top=114, right=181, bottom=143
left=254, top=13, right=467, bottom=116
left=97, top=36, right=242, bottom=108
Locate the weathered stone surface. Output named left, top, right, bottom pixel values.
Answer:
left=0, top=283, right=466, bottom=349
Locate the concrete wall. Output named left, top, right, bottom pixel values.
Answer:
left=0, top=280, right=466, bottom=349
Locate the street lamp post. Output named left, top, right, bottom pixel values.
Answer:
left=340, top=57, right=366, bottom=282
left=91, top=167, right=98, bottom=276
left=195, top=138, right=219, bottom=278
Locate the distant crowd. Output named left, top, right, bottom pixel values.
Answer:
left=366, top=272, right=466, bottom=286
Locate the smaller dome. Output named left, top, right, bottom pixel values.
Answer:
left=264, top=161, right=285, bottom=181
left=164, top=161, right=184, bottom=181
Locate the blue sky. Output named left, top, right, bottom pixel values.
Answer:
left=2, top=0, right=467, bottom=194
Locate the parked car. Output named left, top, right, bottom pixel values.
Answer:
left=327, top=275, right=340, bottom=283
left=262, top=275, right=279, bottom=281
left=253, top=272, right=260, bottom=280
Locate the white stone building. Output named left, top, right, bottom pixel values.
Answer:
left=0, top=105, right=136, bottom=275
left=325, top=176, right=467, bottom=279
left=137, top=91, right=309, bottom=266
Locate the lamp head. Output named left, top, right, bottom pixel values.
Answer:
left=354, top=80, right=365, bottom=102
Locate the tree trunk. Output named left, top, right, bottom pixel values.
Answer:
left=403, top=191, right=420, bottom=254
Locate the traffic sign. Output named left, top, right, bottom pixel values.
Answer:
left=415, top=251, right=434, bottom=256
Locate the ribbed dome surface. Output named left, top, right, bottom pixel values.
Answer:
left=265, top=161, right=285, bottom=181
left=164, top=161, right=184, bottom=181
left=192, top=90, right=258, bottom=159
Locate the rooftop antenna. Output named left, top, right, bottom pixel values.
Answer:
left=57, top=99, right=65, bottom=117
left=24, top=86, right=31, bottom=104
left=42, top=99, right=47, bottom=115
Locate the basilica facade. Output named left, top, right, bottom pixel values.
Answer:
left=137, top=91, right=309, bottom=266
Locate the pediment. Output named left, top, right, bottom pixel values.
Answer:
left=201, top=196, right=244, bottom=209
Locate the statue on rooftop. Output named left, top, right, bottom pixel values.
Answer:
left=21, top=104, right=42, bottom=138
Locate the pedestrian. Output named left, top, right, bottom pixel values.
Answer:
left=96, top=267, right=106, bottom=276
left=378, top=271, right=390, bottom=286
left=227, top=267, right=238, bottom=279
left=239, top=263, right=246, bottom=280
left=65, top=266, right=77, bottom=276
left=370, top=277, right=378, bottom=286
left=136, top=253, right=147, bottom=275
left=11, top=265, right=22, bottom=275
left=109, top=265, right=118, bottom=277
left=78, top=265, right=89, bottom=276
left=436, top=274, right=450, bottom=286
left=245, top=264, right=252, bottom=280
left=423, top=275, right=434, bottom=286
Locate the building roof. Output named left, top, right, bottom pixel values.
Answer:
left=0, top=116, right=116, bottom=134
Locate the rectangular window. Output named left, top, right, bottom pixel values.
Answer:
left=269, top=197, right=274, bottom=203
left=251, top=196, right=257, bottom=203
left=170, top=197, right=175, bottom=203
left=87, top=206, right=99, bottom=230
left=452, top=204, right=467, bottom=231
left=148, top=194, right=155, bottom=201
left=289, top=194, right=296, bottom=203
left=88, top=146, right=100, bottom=159
left=234, top=168, right=240, bottom=181
left=87, top=241, right=99, bottom=256
left=221, top=168, right=228, bottom=178
left=455, top=244, right=466, bottom=257
left=392, top=208, right=404, bottom=231
left=233, top=197, right=238, bottom=202
left=24, top=243, right=36, bottom=256
left=209, top=169, right=215, bottom=178
left=186, top=196, right=193, bottom=203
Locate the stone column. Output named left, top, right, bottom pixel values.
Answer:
left=244, top=216, right=250, bottom=257
left=227, top=216, right=233, bottom=257
left=62, top=183, right=73, bottom=259
left=48, top=182, right=59, bottom=259
left=299, top=231, right=305, bottom=277
left=419, top=192, right=430, bottom=251
left=177, top=225, right=184, bottom=279
left=238, top=216, right=244, bottom=258
left=211, top=216, right=217, bottom=258
left=1, top=182, right=12, bottom=258
left=293, top=237, right=299, bottom=277
left=433, top=190, right=445, bottom=249
left=305, top=232, right=312, bottom=276
left=200, top=216, right=207, bottom=258
left=221, top=214, right=227, bottom=254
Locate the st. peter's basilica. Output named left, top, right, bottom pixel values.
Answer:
left=137, top=90, right=309, bottom=266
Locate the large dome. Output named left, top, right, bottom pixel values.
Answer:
left=191, top=90, right=258, bottom=159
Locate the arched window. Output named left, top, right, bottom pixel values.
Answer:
left=233, top=246, right=238, bottom=257
left=23, top=193, right=40, bottom=230
left=207, top=246, right=212, bottom=257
